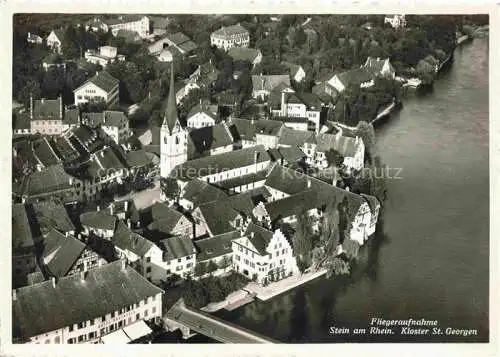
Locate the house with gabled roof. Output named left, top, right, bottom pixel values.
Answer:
left=188, top=123, right=234, bottom=158
left=107, top=15, right=150, bottom=38
left=186, top=102, right=219, bottom=129
left=281, top=61, right=306, bottom=83
left=191, top=199, right=245, bottom=238
left=228, top=47, right=262, bottom=67
left=12, top=203, right=38, bottom=288
left=194, top=230, right=240, bottom=277
left=147, top=202, right=193, bottom=238
left=29, top=96, right=80, bottom=135
left=40, top=228, right=107, bottom=279
left=363, top=57, right=395, bottom=78
left=251, top=74, right=291, bottom=99
left=73, top=71, right=119, bottom=108
left=232, top=222, right=298, bottom=285
left=82, top=110, right=130, bottom=144
left=12, top=260, right=163, bottom=344
left=80, top=207, right=117, bottom=239
left=178, top=178, right=229, bottom=211
left=46, top=29, right=65, bottom=53
left=27, top=32, right=43, bottom=44
left=327, top=67, right=374, bottom=93
left=31, top=200, right=75, bottom=236
left=210, top=23, right=250, bottom=51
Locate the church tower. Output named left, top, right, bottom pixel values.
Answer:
left=160, top=62, right=187, bottom=178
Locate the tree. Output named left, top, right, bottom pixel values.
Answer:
left=206, top=260, right=218, bottom=275
left=326, top=256, right=350, bottom=277
left=218, top=255, right=232, bottom=272
left=292, top=207, right=314, bottom=269
left=325, top=149, right=344, bottom=168
left=342, top=239, right=360, bottom=260
left=355, top=121, right=376, bottom=157
left=161, top=177, right=180, bottom=202
left=194, top=262, right=208, bottom=277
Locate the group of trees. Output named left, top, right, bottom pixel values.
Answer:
left=182, top=273, right=249, bottom=309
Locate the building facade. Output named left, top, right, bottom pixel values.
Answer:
left=210, top=24, right=250, bottom=51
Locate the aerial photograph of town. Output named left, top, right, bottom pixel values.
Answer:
left=10, top=13, right=489, bottom=344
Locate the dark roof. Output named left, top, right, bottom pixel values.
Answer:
left=244, top=222, right=273, bottom=255
left=278, top=126, right=315, bottom=147
left=360, top=193, right=380, bottom=213
left=87, top=147, right=125, bottom=178
left=159, top=235, right=195, bottom=261
left=229, top=118, right=256, bottom=142
left=214, top=170, right=268, bottom=191
left=273, top=116, right=308, bottom=124
left=264, top=190, right=327, bottom=221
left=170, top=145, right=270, bottom=182
left=252, top=75, right=291, bottom=93
left=63, top=108, right=80, bottom=125
left=112, top=221, right=154, bottom=257
left=125, top=149, right=156, bottom=168
left=162, top=62, right=179, bottom=133
left=12, top=204, right=35, bottom=251
left=148, top=202, right=185, bottom=234
left=32, top=137, right=60, bottom=167
left=277, top=146, right=306, bottom=163
left=188, top=123, right=233, bottom=156
left=194, top=231, right=240, bottom=262
left=228, top=47, right=261, bottom=63
left=14, top=164, right=76, bottom=198
left=336, top=68, right=373, bottom=87
left=181, top=179, right=228, bottom=206
left=281, top=61, right=302, bottom=77
left=226, top=191, right=259, bottom=217
left=32, top=200, right=75, bottom=234
left=196, top=200, right=240, bottom=236
left=177, top=40, right=198, bottom=54
left=32, top=98, right=61, bottom=120
left=212, top=24, right=249, bottom=37
left=80, top=210, right=117, bottom=231
left=79, top=71, right=119, bottom=93
left=13, top=112, right=31, bottom=130
left=254, top=120, right=283, bottom=136
left=150, top=16, right=169, bottom=29
left=13, top=260, right=163, bottom=339
left=168, top=32, right=190, bottom=45
left=52, top=29, right=65, bottom=43
left=187, top=103, right=218, bottom=122
left=103, top=111, right=127, bottom=127
left=107, top=15, right=145, bottom=25
left=312, top=82, right=338, bottom=104
left=40, top=229, right=86, bottom=278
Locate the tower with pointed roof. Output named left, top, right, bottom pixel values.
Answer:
left=160, top=62, right=187, bottom=178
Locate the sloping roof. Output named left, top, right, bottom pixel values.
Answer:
left=148, top=202, right=184, bottom=234
left=170, top=145, right=270, bottom=182
left=254, top=120, right=283, bottom=136
left=188, top=123, right=233, bottom=155
left=150, top=16, right=169, bottom=29
left=229, top=118, right=256, bottom=142
left=162, top=62, right=179, bottom=133
left=40, top=229, right=86, bottom=278
left=187, top=103, right=218, bottom=121
left=181, top=179, right=228, bottom=206
left=32, top=98, right=61, bottom=120
left=281, top=61, right=302, bottom=77
left=103, top=111, right=127, bottom=127
left=177, top=40, right=198, bottom=54
left=363, top=57, right=390, bottom=75
left=197, top=200, right=240, bottom=236
left=252, top=75, right=291, bottom=93
left=277, top=146, right=306, bottom=163
left=360, top=193, right=380, bottom=214
left=228, top=47, right=261, bottom=63
left=278, top=126, right=315, bottom=147
left=63, top=108, right=79, bottom=125
left=336, top=68, right=373, bottom=87
left=12, top=260, right=163, bottom=339
left=125, top=149, right=156, bottom=168
left=12, top=204, right=34, bottom=250
left=212, top=24, right=249, bottom=37
left=87, top=147, right=125, bottom=178
left=227, top=191, right=260, bottom=216
left=312, top=82, right=338, bottom=104
left=244, top=222, right=273, bottom=255
left=32, top=200, right=75, bottom=234
left=112, top=221, right=154, bottom=257
left=214, top=170, right=268, bottom=192
left=159, top=235, right=195, bottom=261
left=264, top=190, right=326, bottom=221
left=333, top=135, right=358, bottom=157
left=78, top=71, right=119, bottom=93
left=13, top=112, right=31, bottom=130
left=32, top=137, right=60, bottom=167
left=168, top=32, right=190, bottom=45
left=52, top=29, right=65, bottom=43
left=194, top=231, right=240, bottom=262
left=14, top=164, right=75, bottom=198
left=80, top=210, right=117, bottom=231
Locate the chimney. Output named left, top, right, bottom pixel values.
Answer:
left=307, top=177, right=311, bottom=188
left=12, top=289, right=17, bottom=301
left=41, top=98, right=44, bottom=104
left=127, top=219, right=131, bottom=229
left=80, top=270, right=87, bottom=282
left=30, top=95, right=33, bottom=119
left=51, top=276, right=56, bottom=288
left=65, top=231, right=69, bottom=237
left=28, top=32, right=31, bottom=37
left=121, top=258, right=126, bottom=270
left=281, top=91, right=287, bottom=116
left=124, top=200, right=129, bottom=212
left=110, top=203, right=114, bottom=216
left=250, top=231, right=255, bottom=238
left=69, top=177, right=73, bottom=185
left=97, top=205, right=100, bottom=212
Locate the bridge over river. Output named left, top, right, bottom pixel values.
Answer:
left=163, top=298, right=278, bottom=343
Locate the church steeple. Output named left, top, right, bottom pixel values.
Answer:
left=162, top=61, right=179, bottom=133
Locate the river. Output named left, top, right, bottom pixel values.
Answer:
left=214, top=38, right=489, bottom=342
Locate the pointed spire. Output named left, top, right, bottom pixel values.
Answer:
left=162, top=61, right=179, bottom=133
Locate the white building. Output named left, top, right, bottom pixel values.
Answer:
left=85, top=17, right=110, bottom=32
left=251, top=74, right=291, bottom=100
left=281, top=61, right=306, bottom=83
left=46, top=29, right=65, bottom=53
left=160, top=63, right=188, bottom=178
left=27, top=32, right=43, bottom=44
left=232, top=222, right=298, bottom=285
left=82, top=110, right=130, bottom=144
left=84, top=46, right=125, bottom=68
left=210, top=23, right=250, bottom=51
left=270, top=90, right=322, bottom=133
left=384, top=15, right=406, bottom=29
left=186, top=103, right=218, bottom=129
left=80, top=208, right=117, bottom=240
left=28, top=96, right=80, bottom=135
left=12, top=260, right=163, bottom=344
left=73, top=71, right=119, bottom=108
left=107, top=15, right=150, bottom=38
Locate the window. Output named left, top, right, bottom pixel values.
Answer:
left=110, top=324, right=115, bottom=332
left=88, top=332, right=96, bottom=340
left=90, top=319, right=94, bottom=326
left=67, top=338, right=74, bottom=344
left=166, top=269, right=171, bottom=274
left=146, top=267, right=151, bottom=273
left=152, top=307, right=156, bottom=314
left=78, top=335, right=84, bottom=342
left=146, top=257, right=151, bottom=263
left=235, top=255, right=240, bottom=261
left=118, top=320, right=123, bottom=328
left=177, top=258, right=182, bottom=263
left=136, top=313, right=140, bottom=320
left=175, top=136, right=179, bottom=145
left=69, top=325, right=74, bottom=332
left=78, top=322, right=85, bottom=329
left=176, top=265, right=182, bottom=271
left=186, top=262, right=193, bottom=268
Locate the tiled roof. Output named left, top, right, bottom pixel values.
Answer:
left=148, top=202, right=185, bottom=234
left=226, top=191, right=260, bottom=217
left=254, top=120, right=283, bottom=136
left=40, top=229, right=86, bottom=278
left=87, top=147, right=125, bottom=178
left=228, top=47, right=261, bottom=63
left=52, top=29, right=65, bottom=43
left=188, top=123, right=233, bottom=156
left=244, top=222, right=273, bottom=255
left=252, top=75, right=291, bottom=93
left=197, top=200, right=240, bottom=236
left=278, top=126, right=315, bottom=147
left=32, top=98, right=61, bottom=120
left=360, top=193, right=380, bottom=214
left=212, top=24, right=249, bottom=37
left=14, top=164, right=76, bottom=198
left=229, top=118, right=256, bottom=142
left=150, top=16, right=169, bottom=29
left=32, top=200, right=75, bottom=234
left=12, top=204, right=35, bottom=250
left=168, top=32, right=190, bottom=45
left=194, top=231, right=240, bottom=262
left=214, top=170, right=268, bottom=192
left=125, top=149, right=156, bottom=168
left=336, top=68, right=373, bottom=87
left=177, top=40, right=198, bottom=54
left=363, top=57, right=389, bottom=75
left=187, top=103, right=218, bottom=121
left=13, top=112, right=31, bottom=130
left=277, top=146, right=307, bottom=163
left=78, top=71, right=119, bottom=93
left=80, top=210, right=117, bottom=231
left=312, top=82, right=338, bottom=104
left=281, top=61, right=302, bottom=77
left=107, top=15, right=145, bottom=25
left=159, top=235, right=196, bottom=261
left=170, top=145, right=270, bottom=182
left=181, top=179, right=228, bottom=206
left=32, top=137, right=60, bottom=167
left=63, top=108, right=80, bottom=125
left=264, top=190, right=326, bottom=221
left=103, top=111, right=127, bottom=127
left=112, top=221, right=154, bottom=257
left=12, top=260, right=163, bottom=339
